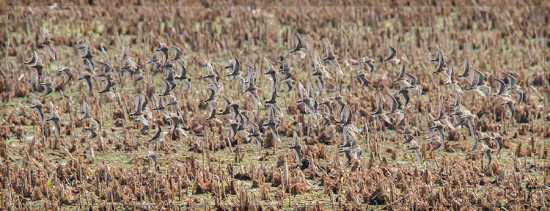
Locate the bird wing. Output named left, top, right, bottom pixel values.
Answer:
left=396, top=63, right=405, bottom=81
left=384, top=46, right=396, bottom=62
left=461, top=59, right=469, bottom=77
left=152, top=126, right=162, bottom=140
left=505, top=73, right=517, bottom=87
left=404, top=73, right=417, bottom=86
left=495, top=79, right=506, bottom=96
left=171, top=46, right=182, bottom=61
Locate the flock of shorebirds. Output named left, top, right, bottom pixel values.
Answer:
left=23, top=30, right=526, bottom=170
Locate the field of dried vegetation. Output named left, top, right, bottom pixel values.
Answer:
left=1, top=0, right=550, bottom=210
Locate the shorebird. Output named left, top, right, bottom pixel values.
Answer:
left=278, top=56, right=293, bottom=80
left=170, top=46, right=182, bottom=62
left=147, top=126, right=165, bottom=150
left=297, top=83, right=319, bottom=119
left=81, top=43, right=95, bottom=72
left=394, top=63, right=409, bottom=90
left=229, top=118, right=245, bottom=141
left=312, top=67, right=327, bottom=93
left=386, top=94, right=404, bottom=125
left=394, top=65, right=421, bottom=107
left=494, top=78, right=508, bottom=98
left=143, top=150, right=158, bottom=168
left=175, top=60, right=192, bottom=92
left=429, top=122, right=446, bottom=148
left=340, top=141, right=362, bottom=166
left=164, top=64, right=177, bottom=87
left=97, top=61, right=112, bottom=78
left=262, top=107, right=281, bottom=144
left=384, top=46, right=399, bottom=64
left=282, top=80, right=294, bottom=92
left=426, top=132, right=443, bottom=151
left=161, top=79, right=174, bottom=97
left=466, top=70, right=491, bottom=98
left=449, top=91, right=475, bottom=123
left=290, top=131, right=303, bottom=164
left=351, top=57, right=375, bottom=74
left=167, top=115, right=187, bottom=139
left=80, top=99, right=92, bottom=121
left=264, top=61, right=280, bottom=101
left=290, top=34, right=304, bottom=54
left=475, top=128, right=495, bottom=149
left=225, top=55, right=241, bottom=78
left=443, top=65, right=464, bottom=94
left=206, top=100, right=221, bottom=123
left=494, top=76, right=518, bottom=117
left=98, top=78, right=115, bottom=94
left=371, top=93, right=392, bottom=125
left=491, top=133, right=504, bottom=156
left=78, top=74, right=93, bottom=93
left=454, top=113, right=478, bottom=151
left=25, top=51, right=44, bottom=78
left=24, top=51, right=38, bottom=66
left=244, top=67, right=263, bottom=107
left=40, top=78, right=54, bottom=97
left=354, top=72, right=370, bottom=88
left=494, top=77, right=517, bottom=119
left=247, top=123, right=264, bottom=152
left=332, top=94, right=345, bottom=117
left=130, top=95, right=153, bottom=132
left=336, top=105, right=353, bottom=126
left=322, top=38, right=343, bottom=75
left=504, top=73, right=523, bottom=104
left=30, top=101, right=45, bottom=129
left=469, top=143, right=492, bottom=170
left=433, top=99, right=455, bottom=130
left=166, top=94, right=181, bottom=117
left=312, top=50, right=332, bottom=78
left=148, top=52, right=162, bottom=70
left=121, top=59, right=141, bottom=80
left=203, top=86, right=216, bottom=103
left=458, top=59, right=470, bottom=78
left=429, top=47, right=446, bottom=74
left=264, top=57, right=278, bottom=84
left=135, top=114, right=150, bottom=132
left=408, top=139, right=422, bottom=164
left=264, top=84, right=277, bottom=105
left=38, top=28, right=56, bottom=60
left=118, top=42, right=129, bottom=62
left=339, top=132, right=357, bottom=151
left=156, top=41, right=169, bottom=65
left=218, top=97, right=234, bottom=116
left=46, top=103, right=61, bottom=144
left=501, top=100, right=515, bottom=120
left=58, top=67, right=73, bottom=86
left=83, top=118, right=99, bottom=140
left=428, top=47, right=440, bottom=63
left=130, top=94, right=148, bottom=117
left=319, top=101, right=333, bottom=115
left=152, top=96, right=167, bottom=115
left=402, top=72, right=422, bottom=98
left=130, top=94, right=152, bottom=130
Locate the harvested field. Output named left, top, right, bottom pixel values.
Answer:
left=1, top=0, right=550, bottom=210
